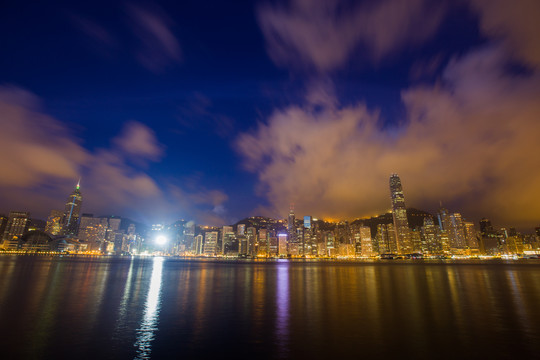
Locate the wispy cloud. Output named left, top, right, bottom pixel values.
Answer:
left=258, top=0, right=447, bottom=71
left=113, top=121, right=164, bottom=162
left=126, top=3, right=182, bottom=72
left=69, top=14, right=116, bottom=48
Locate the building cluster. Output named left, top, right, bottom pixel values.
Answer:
left=0, top=182, right=142, bottom=254
left=1, top=175, right=540, bottom=258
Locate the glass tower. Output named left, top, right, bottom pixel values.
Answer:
left=389, top=174, right=412, bottom=254
left=63, top=180, right=83, bottom=237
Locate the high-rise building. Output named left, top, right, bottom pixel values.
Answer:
left=288, top=204, right=296, bottom=243
left=449, top=213, right=467, bottom=250
left=463, top=221, right=479, bottom=251
left=62, top=181, right=83, bottom=237
left=45, top=210, right=63, bottom=236
left=359, top=226, right=373, bottom=256
left=2, top=211, right=30, bottom=249
left=389, top=174, right=411, bottom=254
left=278, top=233, right=288, bottom=256
left=203, top=231, right=218, bottom=256
left=304, top=216, right=312, bottom=229
left=0, top=216, right=7, bottom=238
left=422, top=216, right=439, bottom=254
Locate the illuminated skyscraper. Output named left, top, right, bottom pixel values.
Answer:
left=288, top=204, right=296, bottom=243
left=62, top=180, right=83, bottom=237
left=389, top=174, right=412, bottom=254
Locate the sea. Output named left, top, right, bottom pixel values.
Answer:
left=1, top=255, right=540, bottom=359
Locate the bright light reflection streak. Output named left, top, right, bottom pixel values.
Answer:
left=276, top=262, right=290, bottom=356
left=134, top=257, right=164, bottom=359
left=114, top=258, right=134, bottom=336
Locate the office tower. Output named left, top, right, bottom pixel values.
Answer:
left=278, top=233, right=288, bottom=256
left=288, top=204, right=296, bottom=243
left=237, top=223, right=246, bottom=236
left=463, top=222, right=479, bottom=251
left=184, top=222, right=195, bottom=253
left=448, top=213, right=467, bottom=250
left=479, top=218, right=493, bottom=235
left=304, top=216, right=312, bottom=229
left=376, top=223, right=397, bottom=254
left=222, top=225, right=235, bottom=254
left=45, top=210, right=63, bottom=235
left=246, top=227, right=257, bottom=256
left=62, top=180, right=83, bottom=237
left=410, top=228, right=423, bottom=253
left=478, top=218, right=500, bottom=254
left=359, top=226, right=373, bottom=256
left=258, top=228, right=268, bottom=256
left=422, top=216, right=439, bottom=254
left=2, top=211, right=30, bottom=244
left=389, top=174, right=411, bottom=254
left=0, top=216, right=7, bottom=238
left=203, top=231, right=218, bottom=256
left=194, top=234, right=204, bottom=255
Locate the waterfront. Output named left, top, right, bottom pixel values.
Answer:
left=1, top=256, right=540, bottom=359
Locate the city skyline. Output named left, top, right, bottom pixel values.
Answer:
left=2, top=173, right=538, bottom=258
left=1, top=1, right=540, bottom=229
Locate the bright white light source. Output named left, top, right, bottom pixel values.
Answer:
left=156, top=235, right=167, bottom=245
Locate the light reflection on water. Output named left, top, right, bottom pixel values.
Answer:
left=134, top=257, right=164, bottom=359
left=276, top=261, right=290, bottom=357
left=2, top=257, right=540, bottom=359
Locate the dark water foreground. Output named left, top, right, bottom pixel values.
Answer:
left=1, top=256, right=540, bottom=359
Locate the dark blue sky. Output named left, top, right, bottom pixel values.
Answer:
left=1, top=0, right=539, bottom=228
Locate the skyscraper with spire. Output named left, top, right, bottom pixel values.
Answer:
left=389, top=174, right=412, bottom=254
left=62, top=180, right=83, bottom=237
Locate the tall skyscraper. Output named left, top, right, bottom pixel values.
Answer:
left=288, top=203, right=296, bottom=243
left=389, top=174, right=411, bottom=254
left=62, top=180, right=83, bottom=237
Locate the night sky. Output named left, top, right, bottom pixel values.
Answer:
left=1, top=0, right=539, bottom=229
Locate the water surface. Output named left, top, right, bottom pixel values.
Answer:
left=1, top=256, right=539, bottom=359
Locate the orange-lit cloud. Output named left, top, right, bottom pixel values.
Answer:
left=470, top=0, right=540, bottom=68
left=242, top=0, right=540, bottom=228
left=236, top=44, right=540, bottom=228
left=0, top=86, right=226, bottom=225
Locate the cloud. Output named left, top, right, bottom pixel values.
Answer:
left=0, top=86, right=226, bottom=225
left=0, top=86, right=87, bottom=188
left=236, top=44, right=540, bottom=228
left=177, top=93, right=235, bottom=138
left=127, top=3, right=182, bottom=72
left=470, top=0, right=540, bottom=68
left=113, top=121, right=164, bottom=161
left=70, top=14, right=116, bottom=48
left=257, top=0, right=447, bottom=71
